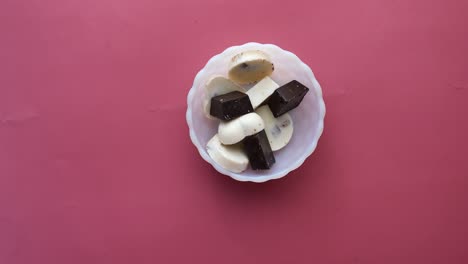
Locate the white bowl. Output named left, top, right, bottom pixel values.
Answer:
left=186, top=42, right=325, bottom=183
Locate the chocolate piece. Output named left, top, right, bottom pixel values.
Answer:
left=210, top=91, right=254, bottom=121
left=267, top=80, right=309, bottom=117
left=242, top=130, right=275, bottom=170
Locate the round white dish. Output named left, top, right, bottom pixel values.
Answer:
left=186, top=42, right=325, bottom=183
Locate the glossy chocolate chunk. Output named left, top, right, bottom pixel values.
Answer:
left=242, top=130, right=275, bottom=170
left=267, top=80, right=309, bottom=117
left=210, top=91, right=254, bottom=121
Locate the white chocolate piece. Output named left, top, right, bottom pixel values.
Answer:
left=218, top=112, right=265, bottom=145
left=228, top=50, right=274, bottom=84
left=255, top=105, right=294, bottom=151
left=203, top=75, right=246, bottom=119
left=246, top=77, right=279, bottom=109
left=206, top=134, right=249, bottom=173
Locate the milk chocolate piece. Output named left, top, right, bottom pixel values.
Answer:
left=267, top=80, right=309, bottom=117
left=242, top=130, right=275, bottom=170
left=210, top=91, right=254, bottom=121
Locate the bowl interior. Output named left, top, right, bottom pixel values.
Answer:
left=187, top=43, right=324, bottom=182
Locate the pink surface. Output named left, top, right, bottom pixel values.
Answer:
left=1, top=0, right=468, bottom=263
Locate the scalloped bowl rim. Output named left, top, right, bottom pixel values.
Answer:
left=186, top=42, right=326, bottom=183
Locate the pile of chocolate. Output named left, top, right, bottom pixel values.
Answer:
left=204, top=50, right=309, bottom=173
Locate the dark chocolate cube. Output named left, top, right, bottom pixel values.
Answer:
left=267, top=80, right=309, bottom=117
left=243, top=130, right=275, bottom=170
left=210, top=91, right=254, bottom=121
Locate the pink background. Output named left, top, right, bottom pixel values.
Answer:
left=1, top=0, right=468, bottom=263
